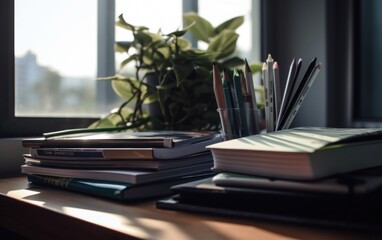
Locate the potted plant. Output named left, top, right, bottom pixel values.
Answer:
left=90, top=12, right=261, bottom=131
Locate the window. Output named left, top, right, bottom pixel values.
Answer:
left=353, top=0, right=382, bottom=126
left=1, top=0, right=260, bottom=137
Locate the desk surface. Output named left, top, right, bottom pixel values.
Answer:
left=0, top=177, right=379, bottom=240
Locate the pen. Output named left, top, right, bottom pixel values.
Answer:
left=273, top=61, right=281, bottom=123
left=222, top=69, right=237, bottom=138
left=262, top=62, right=270, bottom=132
left=223, top=69, right=235, bottom=110
left=244, top=59, right=258, bottom=110
left=233, top=69, right=249, bottom=136
left=244, top=59, right=260, bottom=134
left=279, top=58, right=319, bottom=130
left=266, top=54, right=275, bottom=132
left=276, top=58, right=299, bottom=130
left=278, top=58, right=315, bottom=130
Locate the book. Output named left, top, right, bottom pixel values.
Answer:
left=21, top=162, right=213, bottom=184
left=24, top=152, right=213, bottom=171
left=212, top=169, right=382, bottom=195
left=26, top=173, right=213, bottom=201
left=207, top=127, right=382, bottom=180
left=156, top=177, right=382, bottom=233
left=27, top=135, right=222, bottom=160
left=22, top=131, right=217, bottom=149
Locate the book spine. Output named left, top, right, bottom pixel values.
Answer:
left=31, top=148, right=104, bottom=159
left=27, top=174, right=129, bottom=200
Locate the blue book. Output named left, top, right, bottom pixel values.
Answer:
left=27, top=173, right=212, bottom=201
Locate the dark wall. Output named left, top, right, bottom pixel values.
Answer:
left=262, top=0, right=351, bottom=126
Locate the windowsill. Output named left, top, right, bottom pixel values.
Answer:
left=0, top=138, right=29, bottom=178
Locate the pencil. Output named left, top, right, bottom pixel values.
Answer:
left=212, top=62, right=226, bottom=109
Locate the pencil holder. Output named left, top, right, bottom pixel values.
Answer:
left=217, top=108, right=261, bottom=140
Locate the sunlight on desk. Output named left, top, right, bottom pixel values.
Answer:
left=138, top=218, right=196, bottom=240
left=7, top=189, right=45, bottom=206
left=62, top=206, right=150, bottom=239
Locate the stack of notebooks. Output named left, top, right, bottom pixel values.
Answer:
left=157, top=127, right=382, bottom=232
left=21, top=130, right=222, bottom=201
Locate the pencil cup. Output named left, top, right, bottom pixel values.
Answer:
left=217, top=108, right=261, bottom=140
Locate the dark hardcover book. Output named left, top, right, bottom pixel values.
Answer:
left=27, top=173, right=213, bottom=201
left=21, top=162, right=213, bottom=184
left=156, top=177, right=382, bottom=233
left=23, top=131, right=218, bottom=149
left=211, top=168, right=382, bottom=195
left=27, top=135, right=222, bottom=160
left=24, top=152, right=213, bottom=171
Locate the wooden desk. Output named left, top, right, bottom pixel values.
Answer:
left=0, top=177, right=379, bottom=240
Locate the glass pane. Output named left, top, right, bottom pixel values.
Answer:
left=15, top=0, right=105, bottom=117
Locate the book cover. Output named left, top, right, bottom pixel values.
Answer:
left=207, top=127, right=382, bottom=180
left=156, top=177, right=382, bottom=233
left=23, top=131, right=218, bottom=149
left=27, top=173, right=213, bottom=201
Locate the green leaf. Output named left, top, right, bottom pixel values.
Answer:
left=135, top=30, right=153, bottom=46
left=176, top=38, right=192, bottom=50
left=120, top=54, right=138, bottom=69
left=89, top=110, right=130, bottom=128
left=115, top=41, right=132, bottom=53
left=142, top=90, right=158, bottom=104
left=214, top=16, right=244, bottom=35
left=111, top=78, right=146, bottom=101
left=193, top=66, right=210, bottom=80
left=173, top=62, right=194, bottom=86
left=207, top=30, right=238, bottom=59
left=147, top=32, right=163, bottom=42
left=157, top=81, right=177, bottom=90
left=165, top=22, right=195, bottom=38
left=249, top=62, right=264, bottom=73
left=222, top=57, right=245, bottom=68
left=183, top=12, right=214, bottom=43
left=116, top=14, right=136, bottom=31
left=96, top=74, right=127, bottom=81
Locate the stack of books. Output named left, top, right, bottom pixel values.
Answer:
left=21, top=130, right=222, bottom=201
left=157, top=127, right=382, bottom=231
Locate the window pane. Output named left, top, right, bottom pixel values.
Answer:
left=15, top=0, right=108, bottom=117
